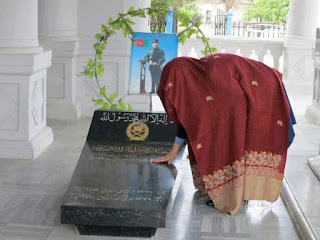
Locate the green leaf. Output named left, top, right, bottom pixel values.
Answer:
left=108, top=17, right=114, bottom=25
left=195, top=21, right=202, bottom=28
left=102, top=103, right=110, bottom=109
left=138, top=10, right=146, bottom=18
left=110, top=104, right=118, bottom=110
left=146, top=8, right=154, bottom=15
left=92, top=97, right=98, bottom=103
left=127, top=104, right=133, bottom=110
left=96, top=62, right=104, bottom=77
left=178, top=33, right=187, bottom=44
left=96, top=48, right=103, bottom=55
left=108, top=93, right=117, bottom=102
left=100, top=86, right=106, bottom=96
left=97, top=67, right=104, bottom=77
left=125, top=18, right=135, bottom=26
left=201, top=49, right=210, bottom=56
left=128, top=6, right=135, bottom=16
left=118, top=101, right=126, bottom=110
left=95, top=33, right=102, bottom=41
left=122, top=26, right=128, bottom=37
left=99, top=43, right=106, bottom=51
left=107, top=29, right=116, bottom=36
left=87, top=59, right=94, bottom=68
left=101, top=24, right=107, bottom=32
left=210, top=47, right=218, bottom=53
left=186, top=29, right=197, bottom=38
left=97, top=53, right=103, bottom=61
left=93, top=43, right=99, bottom=50
left=85, top=70, right=94, bottom=78
left=94, top=99, right=105, bottom=106
left=112, top=21, right=121, bottom=30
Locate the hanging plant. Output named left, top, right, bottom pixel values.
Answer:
left=78, top=6, right=217, bottom=110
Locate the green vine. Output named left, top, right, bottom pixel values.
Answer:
left=79, top=6, right=217, bottom=110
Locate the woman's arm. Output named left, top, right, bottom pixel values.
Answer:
left=152, top=124, right=187, bottom=165
left=152, top=142, right=182, bottom=165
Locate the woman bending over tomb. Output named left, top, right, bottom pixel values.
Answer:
left=152, top=53, right=296, bottom=216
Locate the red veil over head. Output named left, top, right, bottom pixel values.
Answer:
left=157, top=54, right=290, bottom=215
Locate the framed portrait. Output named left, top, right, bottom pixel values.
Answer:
left=128, top=32, right=178, bottom=95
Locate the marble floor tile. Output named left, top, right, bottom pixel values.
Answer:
left=0, top=116, right=305, bottom=240
left=1, top=223, right=52, bottom=240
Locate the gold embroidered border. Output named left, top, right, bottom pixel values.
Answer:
left=208, top=175, right=244, bottom=198
left=244, top=150, right=282, bottom=169
left=201, top=150, right=282, bottom=192
left=191, top=164, right=206, bottom=193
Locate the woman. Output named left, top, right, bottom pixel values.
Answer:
left=152, top=53, right=295, bottom=216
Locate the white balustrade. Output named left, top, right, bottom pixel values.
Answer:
left=263, top=50, right=275, bottom=68
left=249, top=50, right=259, bottom=61
left=179, top=36, right=284, bottom=72
left=235, top=49, right=242, bottom=56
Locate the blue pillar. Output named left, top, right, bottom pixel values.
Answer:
left=172, top=8, right=177, bottom=34
left=226, top=10, right=233, bottom=36
left=285, top=13, right=289, bottom=32
left=166, top=8, right=173, bottom=34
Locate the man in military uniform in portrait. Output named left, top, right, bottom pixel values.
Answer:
left=144, top=39, right=165, bottom=94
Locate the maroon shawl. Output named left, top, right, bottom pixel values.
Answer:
left=157, top=53, right=289, bottom=215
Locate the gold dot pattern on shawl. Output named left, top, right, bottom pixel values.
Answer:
left=251, top=81, right=259, bottom=86
left=277, top=120, right=283, bottom=127
left=206, top=96, right=213, bottom=101
left=196, top=143, right=202, bottom=150
left=213, top=55, right=221, bottom=59
left=168, top=82, right=173, bottom=89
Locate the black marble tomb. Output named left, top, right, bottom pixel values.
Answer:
left=61, top=110, right=184, bottom=237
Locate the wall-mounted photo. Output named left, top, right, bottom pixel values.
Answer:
left=128, top=32, right=178, bottom=95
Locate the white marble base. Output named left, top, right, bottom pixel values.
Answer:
left=40, top=38, right=80, bottom=120
left=306, top=104, right=320, bottom=125
left=47, top=99, right=81, bottom=119
left=0, top=126, right=53, bottom=159
left=308, top=156, right=320, bottom=181
left=0, top=49, right=53, bottom=159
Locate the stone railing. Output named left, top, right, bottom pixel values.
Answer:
left=178, top=36, right=284, bottom=72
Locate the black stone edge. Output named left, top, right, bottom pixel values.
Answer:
left=61, top=206, right=166, bottom=228
left=94, top=109, right=168, bottom=114
left=86, top=139, right=174, bottom=146
left=75, top=225, right=157, bottom=238
left=281, top=176, right=317, bottom=240
left=60, top=143, right=183, bottom=229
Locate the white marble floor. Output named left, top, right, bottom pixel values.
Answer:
left=284, top=86, right=320, bottom=239
left=0, top=115, right=302, bottom=240
left=2, top=84, right=320, bottom=240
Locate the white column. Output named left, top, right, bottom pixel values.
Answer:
left=77, top=0, right=151, bottom=117
left=306, top=57, right=320, bottom=125
left=283, top=0, right=318, bottom=91
left=39, top=0, right=80, bottom=119
left=305, top=1, right=320, bottom=125
left=0, top=0, right=53, bottom=159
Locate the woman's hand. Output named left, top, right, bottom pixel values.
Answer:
left=152, top=143, right=181, bottom=165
